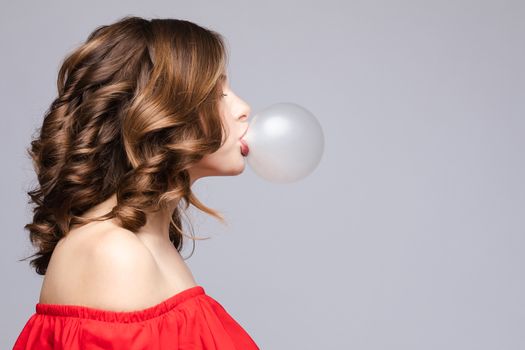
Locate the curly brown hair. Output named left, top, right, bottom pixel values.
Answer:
left=20, top=16, right=231, bottom=275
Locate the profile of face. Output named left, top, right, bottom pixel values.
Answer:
left=188, top=75, right=251, bottom=183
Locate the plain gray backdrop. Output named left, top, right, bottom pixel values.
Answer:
left=1, top=0, right=524, bottom=349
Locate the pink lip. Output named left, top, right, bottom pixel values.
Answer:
left=239, top=126, right=250, bottom=156
left=240, top=139, right=250, bottom=156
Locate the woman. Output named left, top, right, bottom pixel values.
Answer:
left=13, top=15, right=259, bottom=349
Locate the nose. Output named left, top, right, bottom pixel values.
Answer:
left=238, top=99, right=251, bottom=121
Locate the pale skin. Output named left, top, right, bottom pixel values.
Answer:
left=38, top=74, right=252, bottom=311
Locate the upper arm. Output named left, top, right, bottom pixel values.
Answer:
left=79, top=230, right=165, bottom=311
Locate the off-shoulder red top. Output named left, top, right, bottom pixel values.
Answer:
left=13, top=285, right=259, bottom=349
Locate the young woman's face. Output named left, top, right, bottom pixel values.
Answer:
left=188, top=74, right=251, bottom=183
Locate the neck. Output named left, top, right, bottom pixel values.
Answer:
left=75, top=173, right=200, bottom=245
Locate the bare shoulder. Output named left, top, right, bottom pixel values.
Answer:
left=80, top=228, right=166, bottom=310
left=40, top=225, right=166, bottom=311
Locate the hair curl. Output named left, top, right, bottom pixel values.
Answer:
left=20, top=16, right=231, bottom=275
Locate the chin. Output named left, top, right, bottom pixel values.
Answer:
left=226, top=149, right=246, bottom=175
left=230, top=159, right=246, bottom=175
left=229, top=156, right=247, bottom=175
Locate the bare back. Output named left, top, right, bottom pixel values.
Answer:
left=39, top=220, right=198, bottom=311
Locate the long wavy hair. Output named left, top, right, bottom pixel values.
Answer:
left=20, top=16, right=231, bottom=275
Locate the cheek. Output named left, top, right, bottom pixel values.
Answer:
left=220, top=124, right=235, bottom=146
left=189, top=140, right=245, bottom=178
left=202, top=142, right=240, bottom=166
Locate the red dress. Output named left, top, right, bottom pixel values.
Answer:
left=13, top=285, right=259, bottom=349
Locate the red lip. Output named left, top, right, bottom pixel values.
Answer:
left=239, top=125, right=250, bottom=156
left=240, top=139, right=249, bottom=156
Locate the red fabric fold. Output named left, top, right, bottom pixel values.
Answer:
left=13, top=286, right=259, bottom=349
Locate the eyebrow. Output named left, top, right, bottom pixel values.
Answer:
left=219, top=73, right=228, bottom=83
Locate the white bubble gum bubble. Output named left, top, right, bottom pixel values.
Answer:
left=243, top=102, right=324, bottom=183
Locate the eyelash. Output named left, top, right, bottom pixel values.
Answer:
left=220, top=93, right=228, bottom=98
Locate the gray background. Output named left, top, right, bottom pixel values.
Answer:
left=1, top=0, right=524, bottom=349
